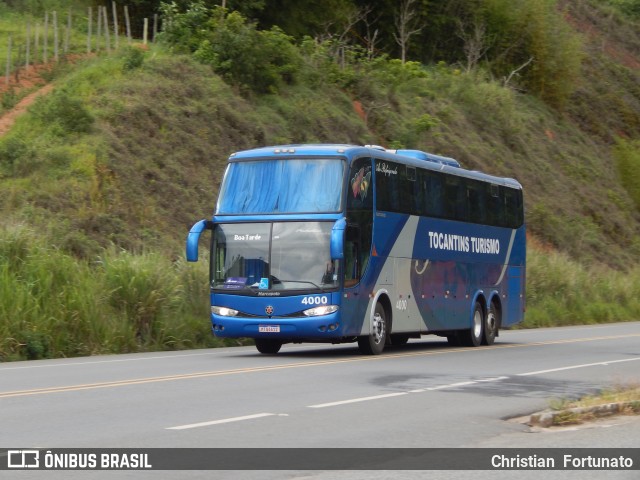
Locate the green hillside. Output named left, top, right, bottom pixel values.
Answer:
left=1, top=0, right=640, bottom=360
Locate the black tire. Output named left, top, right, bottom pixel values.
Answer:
left=482, top=302, right=498, bottom=346
left=358, top=302, right=387, bottom=355
left=255, top=339, right=282, bottom=354
left=459, top=302, right=484, bottom=347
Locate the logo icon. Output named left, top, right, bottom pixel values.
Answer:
left=351, top=167, right=371, bottom=201
left=265, top=305, right=274, bottom=316
left=8, top=450, right=40, bottom=469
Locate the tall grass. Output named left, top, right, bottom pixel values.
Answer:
left=0, top=224, right=233, bottom=361
left=524, top=247, right=640, bottom=327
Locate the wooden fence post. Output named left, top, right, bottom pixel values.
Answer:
left=87, top=7, right=92, bottom=54
left=53, top=10, right=58, bottom=62
left=34, top=23, right=40, bottom=65
left=65, top=10, right=71, bottom=54
left=124, top=6, right=132, bottom=44
left=103, top=6, right=111, bottom=53
left=112, top=1, right=119, bottom=49
left=26, top=21, right=31, bottom=68
left=143, top=18, right=148, bottom=46
left=96, top=6, right=102, bottom=53
left=153, top=14, right=158, bottom=42
left=15, top=45, right=22, bottom=83
left=44, top=12, right=48, bottom=63
left=5, top=35, right=11, bottom=85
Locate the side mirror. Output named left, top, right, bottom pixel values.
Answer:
left=330, top=218, right=346, bottom=260
left=186, top=220, right=213, bottom=262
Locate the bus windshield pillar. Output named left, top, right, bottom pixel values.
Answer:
left=330, top=218, right=347, bottom=260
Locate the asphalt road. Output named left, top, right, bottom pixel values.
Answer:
left=1, top=322, right=639, bottom=479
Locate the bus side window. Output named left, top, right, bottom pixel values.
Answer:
left=504, top=187, right=523, bottom=228
left=445, top=176, right=467, bottom=221
left=467, top=181, right=487, bottom=224
left=423, top=171, right=444, bottom=217
left=347, top=157, right=373, bottom=285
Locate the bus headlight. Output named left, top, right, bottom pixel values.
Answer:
left=303, top=305, right=339, bottom=317
left=211, top=306, right=239, bottom=317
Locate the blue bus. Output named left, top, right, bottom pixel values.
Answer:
left=186, top=144, right=525, bottom=355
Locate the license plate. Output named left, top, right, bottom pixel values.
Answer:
left=259, top=325, right=280, bottom=333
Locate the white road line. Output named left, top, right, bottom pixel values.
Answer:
left=517, top=357, right=640, bottom=377
left=408, top=376, right=507, bottom=393
left=427, top=381, right=477, bottom=391
left=308, top=392, right=408, bottom=409
left=167, top=413, right=276, bottom=430
left=325, top=377, right=509, bottom=398
left=476, top=376, right=509, bottom=382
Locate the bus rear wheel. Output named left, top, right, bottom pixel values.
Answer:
left=482, top=302, right=498, bottom=346
left=255, top=339, right=282, bottom=354
left=459, top=302, right=484, bottom=347
left=358, top=303, right=387, bottom=355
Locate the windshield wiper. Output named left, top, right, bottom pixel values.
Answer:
left=279, top=280, right=328, bottom=291
left=211, top=282, right=254, bottom=291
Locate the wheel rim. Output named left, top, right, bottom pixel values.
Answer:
left=372, top=312, right=385, bottom=345
left=486, top=311, right=496, bottom=336
left=473, top=308, right=482, bottom=339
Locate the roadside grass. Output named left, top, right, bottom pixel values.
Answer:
left=524, top=247, right=640, bottom=327
left=0, top=223, right=242, bottom=361
left=548, top=384, right=640, bottom=426
left=556, top=384, right=640, bottom=409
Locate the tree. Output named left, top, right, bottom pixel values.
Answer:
left=455, top=17, right=491, bottom=73
left=361, top=4, right=382, bottom=60
left=393, top=0, right=423, bottom=64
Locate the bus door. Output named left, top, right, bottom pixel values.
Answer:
left=340, top=223, right=370, bottom=335
left=341, top=157, right=374, bottom=336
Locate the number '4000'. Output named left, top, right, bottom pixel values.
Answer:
left=301, top=296, right=328, bottom=305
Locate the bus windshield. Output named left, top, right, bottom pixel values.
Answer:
left=216, top=159, right=345, bottom=214
left=212, top=222, right=339, bottom=292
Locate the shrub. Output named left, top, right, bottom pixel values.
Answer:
left=31, top=90, right=94, bottom=136
left=614, top=137, right=640, bottom=210
left=158, top=0, right=212, bottom=54
left=162, top=4, right=301, bottom=94
left=122, top=46, right=146, bottom=71
left=0, top=136, right=32, bottom=176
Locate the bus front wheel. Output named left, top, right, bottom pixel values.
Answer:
left=358, top=303, right=387, bottom=355
left=255, top=339, right=282, bottom=354
left=460, top=302, right=484, bottom=347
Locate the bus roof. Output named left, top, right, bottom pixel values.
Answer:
left=229, top=144, right=522, bottom=190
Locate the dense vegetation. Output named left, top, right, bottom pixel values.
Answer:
left=0, top=0, right=639, bottom=360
